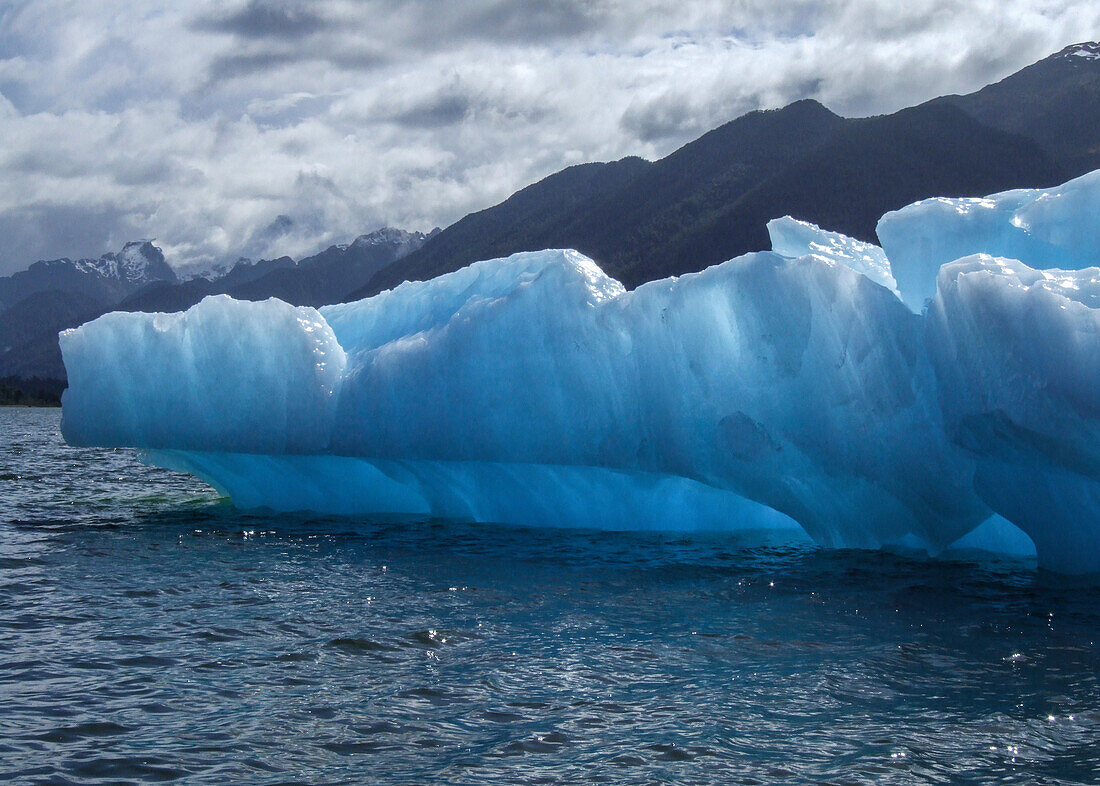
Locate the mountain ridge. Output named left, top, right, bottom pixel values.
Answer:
left=0, top=240, right=176, bottom=313
left=0, top=228, right=432, bottom=382
left=935, top=41, right=1100, bottom=175
left=354, top=88, right=1075, bottom=297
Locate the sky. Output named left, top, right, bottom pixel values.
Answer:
left=0, top=1, right=1097, bottom=275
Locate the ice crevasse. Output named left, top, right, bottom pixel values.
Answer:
left=61, top=171, right=1100, bottom=573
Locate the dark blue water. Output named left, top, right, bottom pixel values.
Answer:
left=2, top=407, right=1099, bottom=784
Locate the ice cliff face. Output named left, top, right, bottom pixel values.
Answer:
left=61, top=297, right=345, bottom=455
left=59, top=173, right=1100, bottom=573
left=320, top=248, right=981, bottom=552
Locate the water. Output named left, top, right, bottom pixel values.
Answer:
left=2, top=407, right=1099, bottom=785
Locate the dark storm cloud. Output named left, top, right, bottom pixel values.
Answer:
left=192, top=0, right=330, bottom=40
left=191, top=0, right=599, bottom=82
left=207, top=49, right=309, bottom=81
left=444, top=1, right=599, bottom=44
left=392, top=93, right=472, bottom=128
left=203, top=44, right=387, bottom=84
left=203, top=46, right=386, bottom=85
left=324, top=48, right=391, bottom=72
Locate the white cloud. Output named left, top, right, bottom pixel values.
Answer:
left=0, top=0, right=1097, bottom=273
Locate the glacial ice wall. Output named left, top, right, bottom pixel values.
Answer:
left=60, top=173, right=1100, bottom=573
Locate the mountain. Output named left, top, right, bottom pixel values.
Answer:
left=114, top=257, right=298, bottom=314
left=623, top=103, right=1065, bottom=284
left=224, top=227, right=435, bottom=307
left=0, top=228, right=432, bottom=389
left=938, top=42, right=1100, bottom=176
left=115, top=227, right=434, bottom=314
left=354, top=158, right=652, bottom=294
left=194, top=254, right=299, bottom=289
left=0, top=241, right=176, bottom=314
left=362, top=99, right=846, bottom=293
left=352, top=44, right=1096, bottom=298
left=0, top=289, right=99, bottom=380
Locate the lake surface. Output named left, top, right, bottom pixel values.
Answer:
left=2, top=406, right=1099, bottom=784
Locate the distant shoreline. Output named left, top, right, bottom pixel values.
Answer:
left=1, top=378, right=65, bottom=408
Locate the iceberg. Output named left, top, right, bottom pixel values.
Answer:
left=62, top=249, right=987, bottom=552
left=60, top=173, right=1100, bottom=573
left=767, top=216, right=898, bottom=296
left=61, top=297, right=346, bottom=453
left=927, top=255, right=1100, bottom=573
left=877, top=170, right=1100, bottom=312
left=945, top=516, right=1037, bottom=559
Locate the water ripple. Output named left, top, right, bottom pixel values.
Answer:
left=2, top=407, right=1100, bottom=784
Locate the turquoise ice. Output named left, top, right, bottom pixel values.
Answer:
left=60, top=174, right=1100, bottom=573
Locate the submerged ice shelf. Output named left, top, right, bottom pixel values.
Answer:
left=60, top=173, right=1100, bottom=573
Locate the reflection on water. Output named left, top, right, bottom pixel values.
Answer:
left=1, top=407, right=1098, bottom=784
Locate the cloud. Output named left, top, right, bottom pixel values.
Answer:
left=192, top=0, right=330, bottom=40
left=392, top=92, right=472, bottom=129
left=442, top=1, right=599, bottom=44
left=0, top=0, right=1097, bottom=275
left=0, top=203, right=147, bottom=271
left=206, top=49, right=302, bottom=81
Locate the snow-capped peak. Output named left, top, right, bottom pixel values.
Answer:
left=1061, top=42, right=1100, bottom=61
left=187, top=257, right=255, bottom=282
left=349, top=227, right=427, bottom=249
left=116, top=241, right=162, bottom=283
left=67, top=241, right=175, bottom=285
